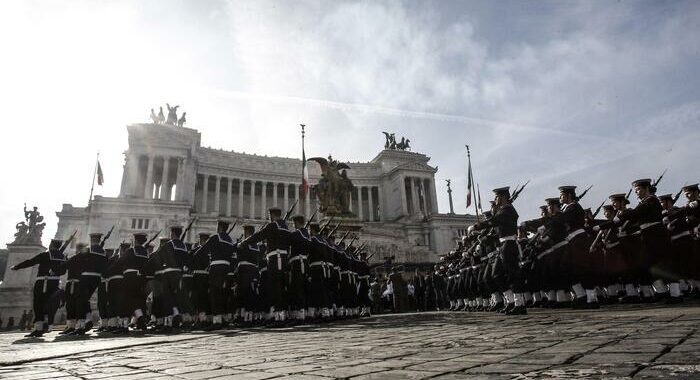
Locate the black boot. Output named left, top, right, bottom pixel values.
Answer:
left=505, top=305, right=527, bottom=315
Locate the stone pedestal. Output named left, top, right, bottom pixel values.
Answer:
left=0, top=243, right=45, bottom=323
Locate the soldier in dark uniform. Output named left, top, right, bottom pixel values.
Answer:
left=594, top=205, right=626, bottom=302
left=104, top=243, right=129, bottom=333
left=10, top=239, right=67, bottom=337
left=665, top=183, right=700, bottom=295
left=474, top=187, right=525, bottom=315
left=307, top=223, right=329, bottom=320
left=118, top=232, right=150, bottom=330
left=659, top=193, right=688, bottom=302
left=288, top=215, right=310, bottom=322
left=177, top=239, right=195, bottom=329
left=236, top=225, right=260, bottom=325
left=357, top=250, right=372, bottom=317
left=73, top=233, right=109, bottom=335
left=194, top=220, right=235, bottom=330
left=96, top=249, right=114, bottom=332
left=190, top=233, right=211, bottom=328
left=58, top=243, right=86, bottom=335
left=241, top=208, right=292, bottom=324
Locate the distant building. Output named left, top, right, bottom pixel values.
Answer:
left=55, top=123, right=474, bottom=265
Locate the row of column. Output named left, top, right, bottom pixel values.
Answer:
left=198, top=175, right=313, bottom=219
left=139, top=154, right=181, bottom=201
left=352, top=185, right=381, bottom=222
left=404, top=176, right=433, bottom=216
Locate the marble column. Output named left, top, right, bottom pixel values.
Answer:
left=213, top=176, right=221, bottom=215
left=368, top=186, right=375, bottom=222
left=202, top=174, right=209, bottom=213
left=175, top=158, right=184, bottom=201
left=144, top=155, right=154, bottom=199
left=226, top=177, right=233, bottom=216
left=250, top=181, right=256, bottom=219
left=411, top=177, right=420, bottom=215
left=273, top=182, right=278, bottom=207
left=399, top=175, right=408, bottom=215
left=261, top=182, right=268, bottom=217
left=238, top=179, right=244, bottom=217
left=349, top=188, right=354, bottom=213
left=419, top=178, right=428, bottom=214
left=304, top=184, right=311, bottom=217
left=429, top=179, right=439, bottom=215
left=376, top=186, right=383, bottom=221
left=160, top=156, right=170, bottom=200
left=283, top=183, right=289, bottom=211
left=357, top=186, right=364, bottom=221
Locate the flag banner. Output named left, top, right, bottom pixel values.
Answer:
left=466, top=157, right=473, bottom=208
left=477, top=183, right=483, bottom=212
left=301, top=125, right=309, bottom=197
left=97, top=161, right=104, bottom=186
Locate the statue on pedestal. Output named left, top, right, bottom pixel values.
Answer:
left=308, top=155, right=354, bottom=215
left=382, top=132, right=411, bottom=151
left=166, top=103, right=180, bottom=125
left=13, top=205, right=45, bottom=244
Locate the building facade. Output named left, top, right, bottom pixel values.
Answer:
left=55, top=123, right=474, bottom=265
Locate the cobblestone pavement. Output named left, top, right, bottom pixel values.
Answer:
left=2, top=304, right=700, bottom=379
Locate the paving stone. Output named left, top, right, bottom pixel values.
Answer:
left=351, top=369, right=442, bottom=379
left=635, top=364, right=700, bottom=379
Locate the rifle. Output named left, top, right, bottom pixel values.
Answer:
left=355, top=242, right=368, bottom=255
left=672, top=188, right=683, bottom=204
left=625, top=187, right=633, bottom=201
left=304, top=208, right=319, bottom=229
left=99, top=225, right=115, bottom=248
left=318, top=216, right=335, bottom=235
left=181, top=217, right=197, bottom=240
left=145, top=229, right=162, bottom=247
left=283, top=198, right=299, bottom=221
left=652, top=169, right=667, bottom=188
left=328, top=222, right=342, bottom=237
left=227, top=220, right=238, bottom=235
left=337, top=231, right=351, bottom=245
left=509, top=179, right=530, bottom=203
left=591, top=201, right=605, bottom=219
left=577, top=185, right=593, bottom=201
left=59, top=229, right=78, bottom=254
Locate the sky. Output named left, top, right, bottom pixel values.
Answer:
left=1, top=0, right=699, bottom=247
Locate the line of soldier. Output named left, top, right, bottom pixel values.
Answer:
left=12, top=207, right=375, bottom=337
left=438, top=181, right=700, bottom=315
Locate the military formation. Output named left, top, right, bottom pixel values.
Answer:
left=12, top=206, right=373, bottom=337
left=439, top=180, right=700, bottom=315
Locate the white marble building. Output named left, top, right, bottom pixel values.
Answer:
left=55, top=123, right=474, bottom=265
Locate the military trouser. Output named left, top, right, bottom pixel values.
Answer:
left=64, top=280, right=81, bottom=320
left=122, top=272, right=146, bottom=317
left=78, top=275, right=101, bottom=321
left=500, top=240, right=523, bottom=292
left=98, top=280, right=109, bottom=319
left=105, top=276, right=125, bottom=318
left=192, top=272, right=210, bottom=315
left=32, top=278, right=60, bottom=325
left=159, top=269, right=181, bottom=317
left=209, top=264, right=230, bottom=315
left=178, top=274, right=194, bottom=315
left=288, top=257, right=308, bottom=310
left=236, top=265, right=259, bottom=311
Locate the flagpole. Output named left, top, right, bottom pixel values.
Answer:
left=301, top=124, right=307, bottom=217
left=88, top=152, right=99, bottom=206
left=466, top=145, right=480, bottom=221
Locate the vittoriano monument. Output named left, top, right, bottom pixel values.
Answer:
left=308, top=155, right=355, bottom=216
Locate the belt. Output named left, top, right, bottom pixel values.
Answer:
left=266, top=250, right=287, bottom=271
left=81, top=272, right=102, bottom=277
left=671, top=230, right=691, bottom=241
left=640, top=221, right=661, bottom=230
left=567, top=228, right=586, bottom=241
left=237, top=261, right=257, bottom=267
left=210, top=260, right=231, bottom=266
left=536, top=240, right=567, bottom=259
left=605, top=241, right=620, bottom=249
left=36, top=276, right=59, bottom=292
left=358, top=275, right=369, bottom=279
left=155, top=268, right=182, bottom=275
left=182, top=274, right=193, bottom=278
left=499, top=235, right=516, bottom=243
left=289, top=255, right=308, bottom=274
left=193, top=269, right=209, bottom=275
left=106, top=275, right=123, bottom=292
left=123, top=269, right=140, bottom=275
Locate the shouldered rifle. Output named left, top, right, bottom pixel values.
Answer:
left=59, top=229, right=78, bottom=254
left=625, top=187, right=633, bottom=200
left=346, top=235, right=358, bottom=249
left=510, top=179, right=530, bottom=203
left=652, top=169, right=667, bottom=188
left=591, top=200, right=605, bottom=219
left=304, top=208, right=319, bottom=229
left=146, top=229, right=162, bottom=246
left=227, top=220, right=238, bottom=235
left=100, top=225, right=115, bottom=248
left=283, top=198, right=299, bottom=221
left=577, top=185, right=593, bottom=201
left=328, top=222, right=342, bottom=237
left=672, top=188, right=683, bottom=204
left=355, top=241, right=367, bottom=254
left=338, top=230, right=351, bottom=245
left=318, top=216, right=334, bottom=235
left=181, top=217, right=197, bottom=240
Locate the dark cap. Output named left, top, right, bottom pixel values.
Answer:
left=89, top=232, right=103, bottom=238
left=658, top=193, right=673, bottom=201
left=682, top=183, right=699, bottom=192
left=268, top=207, right=283, bottom=218
left=632, top=178, right=652, bottom=187
left=243, top=225, right=255, bottom=234
left=539, top=205, right=548, bottom=211
left=217, top=219, right=230, bottom=229
left=119, top=242, right=131, bottom=249
left=558, top=185, right=577, bottom=195
left=609, top=193, right=630, bottom=204
left=545, top=197, right=561, bottom=206
left=170, top=226, right=183, bottom=236
left=198, top=232, right=210, bottom=239
left=291, top=215, right=305, bottom=224
left=492, top=187, right=510, bottom=196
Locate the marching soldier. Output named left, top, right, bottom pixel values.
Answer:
left=118, top=232, right=150, bottom=330
left=10, top=239, right=68, bottom=337
left=73, top=233, right=109, bottom=335
left=58, top=243, right=86, bottom=335
left=665, top=183, right=700, bottom=294
left=190, top=232, right=211, bottom=328
left=194, top=220, right=235, bottom=330
left=288, top=215, right=310, bottom=322
left=236, top=225, right=261, bottom=325
left=240, top=208, right=292, bottom=325
left=308, top=223, right=330, bottom=320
